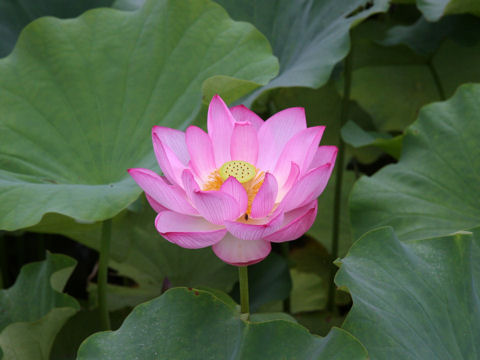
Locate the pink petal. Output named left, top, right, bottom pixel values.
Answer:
left=128, top=168, right=197, bottom=215
left=281, top=163, right=335, bottom=212
left=220, top=177, right=248, bottom=214
left=273, top=126, right=325, bottom=187
left=230, top=121, right=259, bottom=164
left=264, top=201, right=318, bottom=243
left=224, top=208, right=284, bottom=241
left=182, top=169, right=241, bottom=225
left=155, top=211, right=226, bottom=249
left=145, top=194, right=168, bottom=213
left=256, top=107, right=307, bottom=172
left=212, top=233, right=271, bottom=266
left=185, top=126, right=216, bottom=183
left=207, top=95, right=235, bottom=167
left=152, top=126, right=189, bottom=165
left=309, top=146, right=338, bottom=170
left=230, top=105, right=264, bottom=130
left=250, top=173, right=278, bottom=219
left=277, top=162, right=300, bottom=202
left=152, top=132, right=187, bottom=186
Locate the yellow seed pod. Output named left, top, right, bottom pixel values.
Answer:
left=219, top=160, right=256, bottom=183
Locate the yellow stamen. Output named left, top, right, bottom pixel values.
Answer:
left=246, top=171, right=264, bottom=215
left=203, top=170, right=223, bottom=191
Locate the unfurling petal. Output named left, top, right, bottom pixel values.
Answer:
left=273, top=126, right=325, bottom=187
left=221, top=177, right=248, bottom=214
left=264, top=201, right=318, bottom=243
left=309, top=146, right=338, bottom=170
left=250, top=172, right=278, bottom=219
left=182, top=169, right=241, bottom=225
left=155, top=211, right=226, bottom=249
left=128, top=168, right=197, bottom=215
left=186, top=125, right=216, bottom=183
left=152, top=132, right=187, bottom=187
left=230, top=105, right=264, bottom=130
left=208, top=95, right=235, bottom=167
left=281, top=162, right=335, bottom=212
left=256, top=107, right=306, bottom=172
left=152, top=126, right=190, bottom=165
left=212, top=233, right=271, bottom=266
left=145, top=194, right=168, bottom=213
left=277, top=162, right=300, bottom=202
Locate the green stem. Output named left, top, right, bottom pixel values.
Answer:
left=427, top=58, right=446, bottom=101
left=98, top=219, right=112, bottom=330
left=238, top=266, right=250, bottom=317
left=0, top=234, right=7, bottom=288
left=326, top=50, right=353, bottom=312
left=281, top=242, right=291, bottom=313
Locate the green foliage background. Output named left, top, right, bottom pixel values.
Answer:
left=0, top=0, right=479, bottom=358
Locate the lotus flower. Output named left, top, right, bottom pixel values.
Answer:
left=128, top=95, right=337, bottom=266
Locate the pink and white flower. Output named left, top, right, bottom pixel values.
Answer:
left=128, top=95, right=337, bottom=266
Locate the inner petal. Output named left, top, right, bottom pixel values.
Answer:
left=203, top=160, right=271, bottom=217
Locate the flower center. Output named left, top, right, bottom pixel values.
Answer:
left=202, top=161, right=264, bottom=217
left=219, top=160, right=256, bottom=183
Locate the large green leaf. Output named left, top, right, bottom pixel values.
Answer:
left=381, top=15, right=480, bottom=56
left=77, top=288, right=367, bottom=359
left=0, top=253, right=79, bottom=359
left=415, top=0, right=480, bottom=21
left=31, top=199, right=237, bottom=311
left=0, top=0, right=278, bottom=231
left=215, top=0, right=389, bottom=104
left=336, top=226, right=480, bottom=359
left=348, top=12, right=480, bottom=137
left=119, top=0, right=390, bottom=101
left=350, top=83, right=480, bottom=241
left=349, top=64, right=440, bottom=131
left=0, top=0, right=114, bottom=57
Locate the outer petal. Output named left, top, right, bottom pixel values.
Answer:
left=212, top=233, right=271, bottom=266
left=155, top=211, right=226, bottom=249
left=145, top=194, right=168, bottom=213
left=182, top=169, right=241, bottom=225
left=152, top=132, right=187, bottom=186
left=256, top=107, right=306, bottom=172
left=185, top=126, right=216, bottom=183
left=224, top=208, right=284, bottom=241
left=250, top=172, right=278, bottom=219
left=281, top=163, right=335, bottom=212
left=220, top=177, right=248, bottom=214
left=152, top=126, right=189, bottom=165
left=230, top=121, right=259, bottom=165
left=309, top=146, right=338, bottom=170
left=208, top=95, right=235, bottom=167
left=128, top=168, right=197, bottom=215
left=273, top=126, right=325, bottom=187
left=230, top=105, right=264, bottom=130
left=264, top=201, right=318, bottom=243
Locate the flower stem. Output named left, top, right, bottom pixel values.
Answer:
left=98, top=219, right=112, bottom=330
left=0, top=234, right=7, bottom=289
left=326, top=50, right=352, bottom=312
left=427, top=58, right=446, bottom=101
left=238, top=266, right=250, bottom=317
left=281, top=242, right=291, bottom=313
